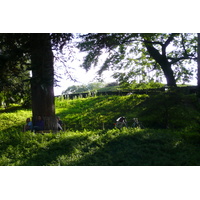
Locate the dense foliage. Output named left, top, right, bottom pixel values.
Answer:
left=78, top=33, right=197, bottom=86
left=0, top=33, right=74, bottom=109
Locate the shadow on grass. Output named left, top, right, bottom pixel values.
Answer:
left=21, top=134, right=89, bottom=166
left=68, top=131, right=200, bottom=166
left=0, top=106, right=24, bottom=113
left=0, top=125, right=27, bottom=150
left=2, top=128, right=200, bottom=166
left=0, top=124, right=24, bottom=134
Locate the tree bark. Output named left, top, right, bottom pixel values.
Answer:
left=30, top=33, right=57, bottom=130
left=144, top=42, right=177, bottom=87
left=161, top=63, right=177, bottom=87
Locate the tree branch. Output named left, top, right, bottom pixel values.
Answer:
left=164, top=33, right=179, bottom=47
left=168, top=54, right=195, bottom=64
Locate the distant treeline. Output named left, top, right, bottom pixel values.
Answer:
left=58, top=86, right=197, bottom=99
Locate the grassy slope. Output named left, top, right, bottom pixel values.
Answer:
left=1, top=93, right=200, bottom=166
left=56, top=93, right=200, bottom=130
left=56, top=94, right=152, bottom=130
left=1, top=128, right=200, bottom=166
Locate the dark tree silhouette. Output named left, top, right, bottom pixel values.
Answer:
left=0, top=33, right=73, bottom=130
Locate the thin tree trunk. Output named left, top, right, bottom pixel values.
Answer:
left=30, top=33, right=57, bottom=131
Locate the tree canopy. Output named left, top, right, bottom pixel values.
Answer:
left=0, top=33, right=74, bottom=129
left=0, top=33, right=73, bottom=98
left=77, top=33, right=197, bottom=87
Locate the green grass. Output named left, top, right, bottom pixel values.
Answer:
left=0, top=106, right=32, bottom=133
left=1, top=93, right=200, bottom=166
left=0, top=128, right=200, bottom=166
left=56, top=94, right=149, bottom=130
left=56, top=93, right=200, bottom=131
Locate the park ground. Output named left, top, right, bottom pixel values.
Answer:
left=1, top=92, right=200, bottom=166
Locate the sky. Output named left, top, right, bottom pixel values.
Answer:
left=53, top=39, right=198, bottom=96
left=53, top=44, right=117, bottom=96
left=54, top=66, right=115, bottom=96
left=53, top=53, right=119, bottom=96
left=54, top=64, right=198, bottom=96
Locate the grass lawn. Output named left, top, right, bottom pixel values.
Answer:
left=1, top=126, right=200, bottom=166
left=0, top=94, right=200, bottom=166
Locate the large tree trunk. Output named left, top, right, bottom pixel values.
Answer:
left=30, top=33, right=57, bottom=131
